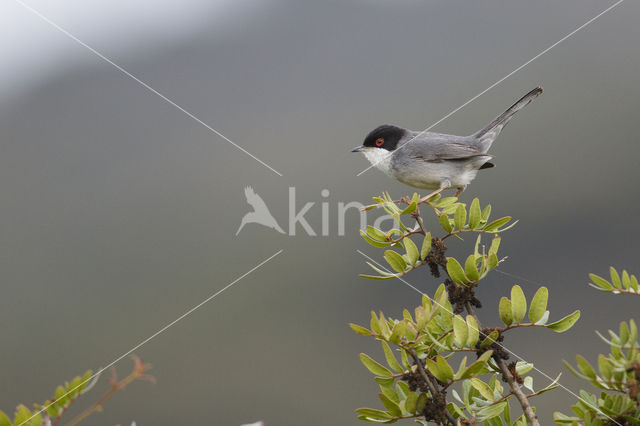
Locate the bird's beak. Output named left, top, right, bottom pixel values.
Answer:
left=351, top=145, right=365, bottom=152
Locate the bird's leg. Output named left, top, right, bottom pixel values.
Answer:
left=419, top=180, right=451, bottom=204
left=454, top=185, right=466, bottom=198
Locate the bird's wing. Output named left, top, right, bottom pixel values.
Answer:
left=244, top=186, right=270, bottom=211
left=402, top=136, right=489, bottom=162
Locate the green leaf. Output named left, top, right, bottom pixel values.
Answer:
left=388, top=321, right=406, bottom=345
left=420, top=232, right=431, bottom=260
left=498, top=297, right=513, bottom=326
left=454, top=204, right=467, bottom=229
left=416, top=393, right=427, bottom=413
left=479, top=331, right=499, bottom=348
left=426, top=356, right=454, bottom=383
left=355, top=408, right=394, bottom=420
left=528, top=287, right=548, bottom=324
left=470, top=378, right=494, bottom=401
left=484, top=216, right=512, bottom=232
left=360, top=274, right=395, bottom=281
left=464, top=255, right=479, bottom=281
left=488, top=236, right=501, bottom=257
left=0, top=410, right=11, bottom=426
left=482, top=204, right=492, bottom=222
left=510, top=285, right=527, bottom=324
left=364, top=262, right=396, bottom=278
left=360, top=353, right=393, bottom=377
left=610, top=267, right=622, bottom=289
left=446, top=258, right=469, bottom=285
left=589, top=273, right=613, bottom=290
left=439, top=214, right=453, bottom=233
left=366, top=225, right=387, bottom=241
left=466, top=315, right=479, bottom=347
left=468, top=198, right=481, bottom=229
left=384, top=250, right=407, bottom=273
left=360, top=230, right=391, bottom=248
left=54, top=385, right=69, bottom=408
left=381, top=341, right=403, bottom=372
left=350, top=323, right=372, bottom=335
left=380, top=384, right=399, bottom=403
left=13, top=405, right=32, bottom=426
left=405, top=391, right=419, bottom=414
left=401, top=200, right=418, bottom=215
left=477, top=401, right=507, bottom=421
left=460, top=350, right=493, bottom=379
left=546, top=310, right=581, bottom=333
left=378, top=393, right=403, bottom=417
left=453, top=315, right=468, bottom=348
left=403, top=238, right=419, bottom=266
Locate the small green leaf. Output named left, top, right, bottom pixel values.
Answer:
left=477, top=401, right=507, bottom=421
left=0, top=410, right=11, bottom=426
left=384, top=250, right=407, bottom=273
left=484, top=216, right=511, bottom=232
left=488, top=236, right=501, bottom=257
left=510, top=285, right=527, bottom=324
left=350, top=323, right=372, bottom=335
left=401, top=200, right=418, bottom=215
left=420, top=232, right=432, bottom=260
left=468, top=198, right=481, bottom=229
left=589, top=273, right=613, bottom=290
left=426, top=356, right=454, bottom=383
left=610, top=267, right=622, bottom=289
left=355, top=408, right=394, bottom=420
left=403, top=238, right=419, bottom=266
left=360, top=353, right=393, bottom=377
left=381, top=341, right=403, bottom=372
left=439, top=213, right=453, bottom=232
left=453, top=315, right=468, bottom=348
left=464, top=255, right=479, bottom=281
left=454, top=203, right=467, bottom=229
left=499, top=297, right=513, bottom=326
left=470, top=378, right=494, bottom=401
left=446, top=258, right=469, bottom=285
left=13, top=405, right=32, bottom=426
left=480, top=331, right=499, bottom=348
left=405, top=391, right=419, bottom=414
left=360, top=230, right=391, bottom=248
left=378, top=393, right=402, bottom=417
left=416, top=393, right=428, bottom=413
left=528, top=287, right=548, bottom=323
left=460, top=350, right=493, bottom=379
left=466, top=315, right=479, bottom=347
left=546, top=310, right=581, bottom=333
left=360, top=274, right=395, bottom=281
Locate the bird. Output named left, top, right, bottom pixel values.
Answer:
left=352, top=87, right=543, bottom=199
left=236, top=186, right=285, bottom=235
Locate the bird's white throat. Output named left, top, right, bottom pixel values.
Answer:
left=363, top=148, right=393, bottom=175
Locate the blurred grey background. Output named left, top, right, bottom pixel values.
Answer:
left=1, top=0, right=639, bottom=424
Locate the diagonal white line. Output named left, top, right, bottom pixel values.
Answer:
left=12, top=0, right=284, bottom=177
left=357, top=0, right=626, bottom=176
left=19, top=249, right=284, bottom=426
left=356, top=249, right=623, bottom=426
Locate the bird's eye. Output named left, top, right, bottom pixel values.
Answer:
left=375, top=138, right=384, bottom=146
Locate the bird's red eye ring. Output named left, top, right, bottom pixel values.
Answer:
left=375, top=138, right=384, bottom=146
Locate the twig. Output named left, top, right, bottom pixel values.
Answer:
left=407, top=348, right=457, bottom=425
left=66, top=356, right=154, bottom=426
left=495, top=357, right=540, bottom=426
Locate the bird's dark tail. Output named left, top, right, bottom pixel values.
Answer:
left=473, top=87, right=543, bottom=150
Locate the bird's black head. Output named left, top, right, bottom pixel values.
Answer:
left=362, top=124, right=407, bottom=152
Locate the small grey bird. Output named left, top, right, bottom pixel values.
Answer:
left=352, top=87, right=543, bottom=198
